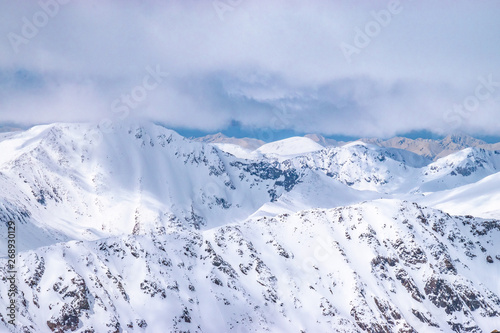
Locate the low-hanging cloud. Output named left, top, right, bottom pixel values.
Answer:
left=0, top=0, right=499, bottom=138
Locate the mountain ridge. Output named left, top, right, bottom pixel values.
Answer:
left=310, top=133, right=500, bottom=160
left=191, top=132, right=265, bottom=151
left=192, top=130, right=500, bottom=161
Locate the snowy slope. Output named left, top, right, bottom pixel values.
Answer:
left=1, top=200, right=499, bottom=332
left=419, top=171, right=500, bottom=219
left=418, top=148, right=500, bottom=192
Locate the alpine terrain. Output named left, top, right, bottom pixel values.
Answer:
left=0, top=122, right=499, bottom=333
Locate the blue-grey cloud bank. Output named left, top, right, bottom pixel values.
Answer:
left=0, top=0, right=499, bottom=138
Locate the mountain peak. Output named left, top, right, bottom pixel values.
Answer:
left=192, top=133, right=265, bottom=150
left=194, top=132, right=228, bottom=142
left=304, top=134, right=342, bottom=147
left=256, top=136, right=324, bottom=157
left=442, top=133, right=486, bottom=146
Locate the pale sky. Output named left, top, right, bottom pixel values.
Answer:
left=0, top=0, right=499, bottom=139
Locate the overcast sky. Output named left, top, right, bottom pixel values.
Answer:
left=0, top=0, right=499, bottom=139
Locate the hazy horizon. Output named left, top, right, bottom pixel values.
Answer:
left=1, top=1, right=499, bottom=139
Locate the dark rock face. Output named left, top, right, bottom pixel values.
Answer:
left=230, top=160, right=302, bottom=200
left=411, top=309, right=439, bottom=327
left=0, top=200, right=31, bottom=225
left=451, top=165, right=477, bottom=176
left=469, top=220, right=500, bottom=236
left=424, top=278, right=463, bottom=315
left=46, top=274, right=90, bottom=332
left=393, top=238, right=428, bottom=265
left=396, top=269, right=425, bottom=302
left=46, top=304, right=80, bottom=332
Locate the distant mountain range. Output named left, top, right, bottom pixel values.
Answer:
left=195, top=132, right=500, bottom=161
left=358, top=134, right=500, bottom=160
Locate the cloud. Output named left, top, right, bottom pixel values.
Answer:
left=0, top=0, right=499, bottom=138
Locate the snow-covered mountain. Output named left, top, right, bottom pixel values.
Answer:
left=1, top=122, right=499, bottom=332
left=304, top=133, right=345, bottom=147
left=359, top=134, right=500, bottom=161
left=308, top=133, right=500, bottom=161
left=192, top=133, right=265, bottom=151
left=418, top=148, right=500, bottom=192
left=255, top=137, right=325, bottom=160
left=420, top=171, right=500, bottom=220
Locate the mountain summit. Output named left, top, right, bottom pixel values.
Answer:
left=192, top=132, right=265, bottom=150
